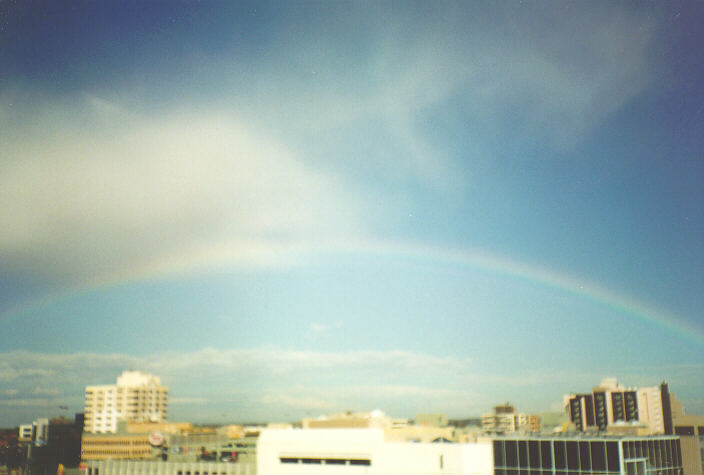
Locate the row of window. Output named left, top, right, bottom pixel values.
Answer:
left=82, top=450, right=150, bottom=455
left=494, top=440, right=618, bottom=471
left=673, top=425, right=704, bottom=436
left=493, top=439, right=681, bottom=472
left=495, top=471, right=682, bottom=475
left=279, top=457, right=371, bottom=466
left=82, top=441, right=150, bottom=445
left=622, top=439, right=681, bottom=468
left=176, top=471, right=234, bottom=475
left=87, top=469, right=238, bottom=475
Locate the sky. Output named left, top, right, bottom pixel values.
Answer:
left=0, top=1, right=703, bottom=427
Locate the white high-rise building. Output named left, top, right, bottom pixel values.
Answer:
left=84, top=371, right=168, bottom=433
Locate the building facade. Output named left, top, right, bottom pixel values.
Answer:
left=482, top=404, right=541, bottom=433
left=84, top=371, right=168, bottom=433
left=257, top=428, right=492, bottom=475
left=565, top=379, right=673, bottom=434
left=493, top=434, right=682, bottom=475
left=82, top=459, right=256, bottom=475
left=257, top=428, right=680, bottom=475
left=671, top=396, right=704, bottom=475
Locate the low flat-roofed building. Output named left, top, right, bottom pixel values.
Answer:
left=258, top=428, right=682, bottom=475
left=414, top=413, right=449, bottom=428
left=82, top=459, right=255, bottom=475
left=301, top=409, right=405, bottom=429
left=125, top=421, right=193, bottom=435
left=80, top=433, right=154, bottom=461
left=258, top=427, right=492, bottom=475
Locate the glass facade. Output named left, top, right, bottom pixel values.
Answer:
left=493, top=436, right=682, bottom=475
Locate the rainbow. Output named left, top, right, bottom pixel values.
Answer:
left=3, top=239, right=702, bottom=346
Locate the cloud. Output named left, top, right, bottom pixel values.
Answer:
left=241, top=1, right=657, bottom=156
left=0, top=101, right=377, bottom=285
left=0, top=2, right=660, bottom=290
left=2, top=348, right=703, bottom=425
left=0, top=347, right=476, bottom=424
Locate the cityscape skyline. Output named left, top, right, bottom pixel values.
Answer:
left=1, top=1, right=703, bottom=427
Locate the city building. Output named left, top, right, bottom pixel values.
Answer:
left=493, top=434, right=682, bottom=475
left=671, top=395, right=704, bottom=475
left=482, top=404, right=541, bottom=433
left=301, top=410, right=455, bottom=443
left=257, top=427, right=492, bottom=475
left=24, top=416, right=83, bottom=475
left=18, top=424, right=32, bottom=442
left=80, top=432, right=258, bottom=475
left=301, top=410, right=406, bottom=429
left=81, top=421, right=194, bottom=461
left=257, top=427, right=681, bottom=475
left=415, top=413, right=449, bottom=428
left=84, top=371, right=168, bottom=433
left=31, top=418, right=49, bottom=445
left=564, top=378, right=673, bottom=434
left=81, top=459, right=255, bottom=475
left=80, top=433, right=154, bottom=461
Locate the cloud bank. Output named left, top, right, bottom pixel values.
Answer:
left=0, top=2, right=659, bottom=290
left=2, top=347, right=701, bottom=427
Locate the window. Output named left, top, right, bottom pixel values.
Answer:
left=672, top=439, right=682, bottom=467
left=506, top=441, right=518, bottom=467
left=590, top=441, right=606, bottom=471
left=519, top=441, right=528, bottom=467
left=648, top=440, right=656, bottom=466
left=674, top=426, right=695, bottom=436
left=529, top=441, right=540, bottom=469
left=553, top=441, right=566, bottom=470
left=565, top=441, right=578, bottom=470
left=540, top=441, right=552, bottom=469
left=606, top=441, right=619, bottom=472
left=494, top=440, right=505, bottom=467
left=579, top=441, right=590, bottom=470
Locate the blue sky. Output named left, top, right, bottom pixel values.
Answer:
left=1, top=1, right=703, bottom=426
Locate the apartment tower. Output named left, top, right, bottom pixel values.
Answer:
left=84, top=371, right=168, bottom=433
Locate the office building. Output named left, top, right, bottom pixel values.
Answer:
left=493, top=434, right=682, bottom=475
left=84, top=371, right=168, bottom=433
left=564, top=378, right=673, bottom=434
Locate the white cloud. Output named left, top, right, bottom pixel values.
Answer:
left=0, top=103, right=376, bottom=283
